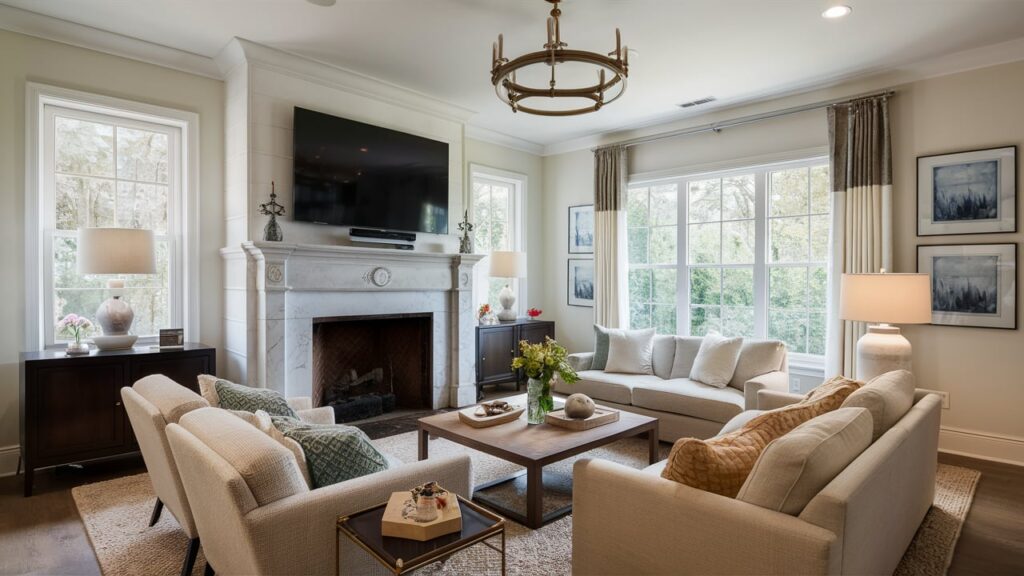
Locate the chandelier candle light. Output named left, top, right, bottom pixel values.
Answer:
left=491, top=0, right=629, bottom=116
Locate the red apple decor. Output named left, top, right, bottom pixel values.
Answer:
left=527, top=308, right=543, bottom=319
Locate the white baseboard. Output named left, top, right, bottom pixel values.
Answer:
left=0, top=445, right=21, bottom=478
left=939, top=426, right=1024, bottom=467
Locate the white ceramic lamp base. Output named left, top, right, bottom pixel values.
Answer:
left=94, top=290, right=137, bottom=350
left=855, top=324, right=912, bottom=382
left=497, top=284, right=517, bottom=321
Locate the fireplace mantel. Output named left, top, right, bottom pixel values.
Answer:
left=220, top=241, right=484, bottom=408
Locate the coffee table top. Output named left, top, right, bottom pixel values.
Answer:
left=418, top=395, right=658, bottom=467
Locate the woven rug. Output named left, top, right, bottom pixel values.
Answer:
left=72, top=431, right=979, bottom=575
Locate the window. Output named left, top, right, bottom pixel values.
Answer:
left=470, top=165, right=526, bottom=311
left=627, top=158, right=830, bottom=362
left=27, top=84, right=198, bottom=349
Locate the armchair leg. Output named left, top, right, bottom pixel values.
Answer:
left=149, top=498, right=164, bottom=527
left=181, top=538, right=200, bottom=576
left=203, top=562, right=214, bottom=576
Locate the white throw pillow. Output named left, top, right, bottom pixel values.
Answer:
left=689, top=332, right=744, bottom=388
left=841, top=369, right=916, bottom=441
left=604, top=328, right=656, bottom=375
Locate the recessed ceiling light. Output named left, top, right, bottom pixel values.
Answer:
left=822, top=5, right=852, bottom=19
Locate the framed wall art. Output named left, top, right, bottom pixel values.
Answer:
left=917, top=146, right=1016, bottom=236
left=917, top=243, right=1017, bottom=329
left=567, top=258, right=595, bottom=307
left=568, top=204, right=594, bottom=254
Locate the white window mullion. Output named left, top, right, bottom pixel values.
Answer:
left=676, top=178, right=688, bottom=335
left=753, top=170, right=768, bottom=339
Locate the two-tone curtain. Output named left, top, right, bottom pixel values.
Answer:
left=593, top=145, right=629, bottom=328
left=825, top=96, right=893, bottom=378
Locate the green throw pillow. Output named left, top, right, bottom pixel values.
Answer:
left=214, top=379, right=297, bottom=418
left=271, top=416, right=389, bottom=488
left=592, top=324, right=614, bottom=370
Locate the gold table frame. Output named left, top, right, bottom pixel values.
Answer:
left=336, top=495, right=506, bottom=575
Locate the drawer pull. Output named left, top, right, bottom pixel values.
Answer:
left=115, top=401, right=122, bottom=407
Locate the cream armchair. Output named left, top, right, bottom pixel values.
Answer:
left=121, top=374, right=339, bottom=576
left=166, top=407, right=473, bottom=575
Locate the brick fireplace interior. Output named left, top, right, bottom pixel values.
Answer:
left=311, top=313, right=432, bottom=422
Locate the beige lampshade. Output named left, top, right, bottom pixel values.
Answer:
left=78, top=228, right=156, bottom=275
left=489, top=251, right=527, bottom=278
left=840, top=273, right=932, bottom=324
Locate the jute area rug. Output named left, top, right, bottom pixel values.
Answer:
left=72, top=431, right=979, bottom=576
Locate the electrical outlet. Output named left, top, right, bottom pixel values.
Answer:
left=919, top=388, right=950, bottom=409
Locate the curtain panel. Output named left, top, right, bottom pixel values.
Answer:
left=825, top=96, right=893, bottom=378
left=593, top=145, right=629, bottom=328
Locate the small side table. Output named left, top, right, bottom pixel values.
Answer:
left=336, top=495, right=506, bottom=575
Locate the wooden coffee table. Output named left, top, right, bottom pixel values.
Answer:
left=418, top=395, right=658, bottom=529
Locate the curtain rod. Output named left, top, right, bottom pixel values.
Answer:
left=604, top=88, right=896, bottom=150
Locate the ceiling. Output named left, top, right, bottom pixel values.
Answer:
left=6, top=0, right=1024, bottom=148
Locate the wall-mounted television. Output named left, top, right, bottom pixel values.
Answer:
left=292, top=107, right=449, bottom=235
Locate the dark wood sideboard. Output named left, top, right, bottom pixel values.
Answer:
left=19, top=343, right=215, bottom=497
left=475, top=319, right=555, bottom=399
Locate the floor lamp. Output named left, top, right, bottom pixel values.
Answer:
left=840, top=271, right=932, bottom=381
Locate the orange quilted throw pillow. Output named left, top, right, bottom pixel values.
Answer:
left=661, top=376, right=862, bottom=497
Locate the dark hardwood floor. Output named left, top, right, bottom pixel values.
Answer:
left=1, top=450, right=1021, bottom=575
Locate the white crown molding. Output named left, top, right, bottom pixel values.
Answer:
left=540, top=35, right=1024, bottom=156
left=0, top=3, right=221, bottom=79
left=465, top=124, right=544, bottom=156
left=220, top=38, right=476, bottom=125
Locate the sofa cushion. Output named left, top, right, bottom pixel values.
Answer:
left=718, top=410, right=766, bottom=436
left=651, top=335, right=676, bottom=380
left=554, top=370, right=654, bottom=405
left=728, top=340, right=787, bottom=390
left=271, top=416, right=390, bottom=489
left=689, top=332, right=744, bottom=388
left=643, top=460, right=667, bottom=476
left=631, top=379, right=745, bottom=424
left=592, top=325, right=614, bottom=371
left=133, top=375, right=209, bottom=424
left=214, top=378, right=298, bottom=418
left=178, top=407, right=309, bottom=506
left=668, top=337, right=703, bottom=379
left=842, top=369, right=916, bottom=441
left=737, top=407, right=873, bottom=515
left=660, top=375, right=861, bottom=497
left=605, top=328, right=655, bottom=375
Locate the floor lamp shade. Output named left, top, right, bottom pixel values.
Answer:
left=77, top=228, right=157, bottom=349
left=489, top=251, right=526, bottom=321
left=840, top=273, right=932, bottom=381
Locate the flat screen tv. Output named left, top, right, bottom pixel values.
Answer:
left=292, top=107, right=449, bottom=234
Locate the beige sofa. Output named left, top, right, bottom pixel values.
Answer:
left=558, top=335, right=789, bottom=441
left=571, top=387, right=942, bottom=575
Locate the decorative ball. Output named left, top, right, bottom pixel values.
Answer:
left=564, top=393, right=596, bottom=419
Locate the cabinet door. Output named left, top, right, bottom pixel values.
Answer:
left=477, top=326, right=516, bottom=384
left=129, top=353, right=211, bottom=392
left=33, top=363, right=125, bottom=461
left=518, top=322, right=554, bottom=345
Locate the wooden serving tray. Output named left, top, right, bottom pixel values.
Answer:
left=381, top=491, right=462, bottom=541
left=545, top=407, right=620, bottom=430
left=457, top=404, right=525, bottom=428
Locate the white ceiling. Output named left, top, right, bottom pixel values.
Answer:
left=6, top=0, right=1024, bottom=147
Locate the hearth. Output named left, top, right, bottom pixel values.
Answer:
left=312, top=313, right=432, bottom=422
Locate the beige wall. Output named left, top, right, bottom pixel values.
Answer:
left=542, top=59, right=1024, bottom=463
left=464, top=138, right=547, bottom=311
left=0, top=30, right=225, bottom=474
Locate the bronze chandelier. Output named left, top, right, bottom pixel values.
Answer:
left=491, top=0, right=629, bottom=117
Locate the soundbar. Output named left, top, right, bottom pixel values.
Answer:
left=350, top=228, right=417, bottom=243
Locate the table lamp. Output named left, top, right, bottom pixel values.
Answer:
left=839, top=271, right=932, bottom=381
left=78, top=227, right=156, bottom=350
left=489, top=251, right=526, bottom=321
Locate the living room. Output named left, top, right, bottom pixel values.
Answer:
left=1, top=1, right=1022, bottom=575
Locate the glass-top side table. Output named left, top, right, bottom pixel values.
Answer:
left=336, top=495, right=506, bottom=575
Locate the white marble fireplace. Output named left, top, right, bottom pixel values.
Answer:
left=220, top=241, right=483, bottom=409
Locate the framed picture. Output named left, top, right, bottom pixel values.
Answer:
left=568, top=204, right=595, bottom=254
left=917, top=243, right=1017, bottom=329
left=917, top=146, right=1016, bottom=236
left=567, top=258, right=595, bottom=307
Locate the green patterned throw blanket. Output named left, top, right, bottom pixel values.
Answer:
left=271, top=417, right=390, bottom=488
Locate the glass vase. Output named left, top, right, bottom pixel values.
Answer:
left=527, top=377, right=552, bottom=425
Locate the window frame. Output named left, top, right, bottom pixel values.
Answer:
left=628, top=154, right=830, bottom=370
left=468, top=163, right=527, bottom=312
left=25, top=83, right=200, bottom=350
